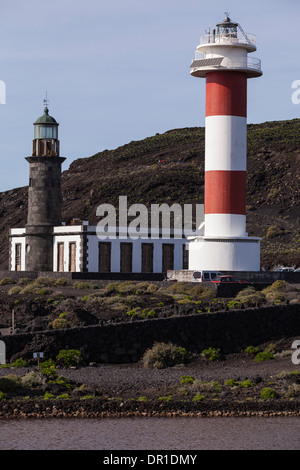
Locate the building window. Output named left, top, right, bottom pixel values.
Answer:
left=120, top=243, right=132, bottom=273
left=98, top=242, right=111, bottom=272
left=15, top=244, right=21, bottom=271
left=162, top=244, right=174, bottom=272
left=142, top=243, right=153, bottom=273
left=57, top=243, right=64, bottom=272
left=69, top=242, right=76, bottom=272
left=182, top=244, right=189, bottom=269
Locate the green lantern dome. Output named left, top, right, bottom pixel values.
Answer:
left=34, top=106, right=58, bottom=125
left=33, top=106, right=59, bottom=140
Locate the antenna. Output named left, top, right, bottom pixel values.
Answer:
left=43, top=91, right=49, bottom=108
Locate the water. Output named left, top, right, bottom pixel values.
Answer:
left=0, top=417, right=299, bottom=450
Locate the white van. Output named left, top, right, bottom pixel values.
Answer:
left=192, top=271, right=224, bottom=282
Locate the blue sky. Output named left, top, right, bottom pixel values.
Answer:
left=0, top=0, right=299, bottom=191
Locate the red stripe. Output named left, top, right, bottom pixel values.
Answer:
left=205, top=171, right=246, bottom=214
left=206, top=72, right=247, bottom=117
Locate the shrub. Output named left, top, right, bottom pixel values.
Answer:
left=240, top=380, right=254, bottom=388
left=244, top=346, right=260, bottom=356
left=44, top=392, right=55, bottom=400
left=201, top=347, right=222, bottom=361
left=40, top=359, right=58, bottom=379
left=224, top=379, right=239, bottom=387
left=0, top=375, right=22, bottom=392
left=11, top=358, right=27, bottom=367
left=34, top=276, right=55, bottom=287
left=260, top=388, right=280, bottom=399
left=287, top=383, right=300, bottom=397
left=104, top=282, right=120, bottom=294
left=73, top=281, right=92, bottom=289
left=57, top=393, right=71, bottom=400
left=266, top=225, right=284, bottom=239
left=54, top=278, right=71, bottom=286
left=56, top=349, right=82, bottom=367
left=17, top=278, right=31, bottom=285
left=235, top=287, right=266, bottom=306
left=158, top=395, right=172, bottom=402
left=37, top=287, right=53, bottom=295
left=192, top=394, right=205, bottom=401
left=8, top=286, right=22, bottom=295
left=180, top=375, right=195, bottom=385
left=0, top=391, right=7, bottom=400
left=0, top=278, right=15, bottom=285
left=51, top=318, right=70, bottom=330
left=142, top=342, right=189, bottom=369
left=254, top=351, right=275, bottom=362
left=20, top=371, right=42, bottom=388
left=19, top=284, right=40, bottom=295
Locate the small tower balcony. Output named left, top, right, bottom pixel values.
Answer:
left=190, top=53, right=262, bottom=78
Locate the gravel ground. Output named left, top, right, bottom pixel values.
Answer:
left=1, top=336, right=298, bottom=399
left=56, top=353, right=296, bottom=396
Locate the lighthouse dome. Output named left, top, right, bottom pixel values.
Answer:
left=34, top=106, right=58, bottom=125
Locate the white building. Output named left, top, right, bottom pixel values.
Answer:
left=10, top=223, right=190, bottom=275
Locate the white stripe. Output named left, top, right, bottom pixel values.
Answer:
left=205, top=115, right=247, bottom=171
left=205, top=214, right=247, bottom=237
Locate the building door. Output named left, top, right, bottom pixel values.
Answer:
left=120, top=243, right=132, bottom=273
left=15, top=244, right=21, bottom=271
left=57, top=243, right=64, bottom=272
left=69, top=242, right=76, bottom=272
left=99, top=242, right=111, bottom=272
left=162, top=243, right=174, bottom=272
left=142, top=243, right=153, bottom=273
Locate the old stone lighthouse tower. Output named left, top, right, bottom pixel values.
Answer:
left=25, top=105, right=65, bottom=271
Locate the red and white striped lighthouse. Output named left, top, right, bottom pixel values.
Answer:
left=189, top=14, right=262, bottom=272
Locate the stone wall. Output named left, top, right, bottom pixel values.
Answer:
left=2, top=303, right=300, bottom=364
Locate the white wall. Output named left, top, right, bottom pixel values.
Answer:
left=10, top=236, right=26, bottom=271
left=53, top=235, right=81, bottom=272
left=189, top=237, right=261, bottom=272
left=87, top=235, right=188, bottom=273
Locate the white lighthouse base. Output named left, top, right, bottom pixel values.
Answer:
left=188, top=236, right=261, bottom=272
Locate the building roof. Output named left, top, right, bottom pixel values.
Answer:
left=34, top=107, right=58, bottom=125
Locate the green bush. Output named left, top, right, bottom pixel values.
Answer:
left=0, top=278, right=16, bottom=285
left=235, top=287, right=266, bottom=306
left=244, top=345, right=260, bottom=355
left=0, top=375, right=22, bottom=392
left=260, top=388, right=280, bottom=399
left=8, top=286, right=22, bottom=295
left=40, top=359, right=58, bottom=379
left=44, top=392, right=55, bottom=400
left=192, top=394, right=205, bottom=401
left=201, top=347, right=222, bottom=361
left=56, top=393, right=71, bottom=400
left=20, top=371, right=42, bottom=388
left=224, top=379, right=239, bottom=387
left=254, top=351, right=275, bottom=362
left=11, top=358, right=27, bottom=367
left=54, top=278, right=71, bottom=286
left=142, top=342, right=189, bottom=369
left=56, top=349, right=82, bottom=367
left=51, top=318, right=70, bottom=330
left=0, top=391, right=7, bottom=400
left=34, top=276, right=55, bottom=287
left=240, top=379, right=254, bottom=388
left=180, top=375, right=195, bottom=385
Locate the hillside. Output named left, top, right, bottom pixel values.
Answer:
left=0, top=119, right=300, bottom=270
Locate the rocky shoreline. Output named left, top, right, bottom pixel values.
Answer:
left=1, top=397, right=300, bottom=420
